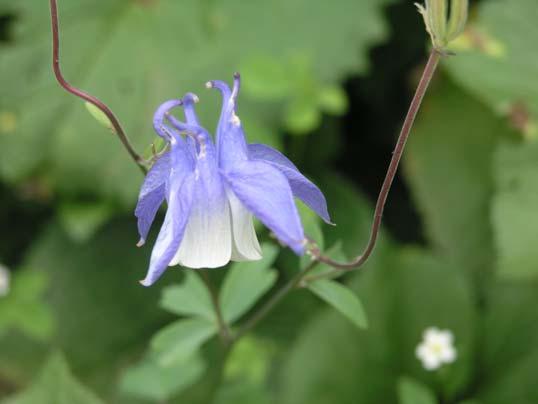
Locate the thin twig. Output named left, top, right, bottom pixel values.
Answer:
left=49, top=0, right=147, bottom=173
left=199, top=271, right=232, bottom=345
left=309, top=49, right=442, bottom=272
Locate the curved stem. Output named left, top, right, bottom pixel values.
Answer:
left=310, top=49, right=442, bottom=271
left=49, top=0, right=147, bottom=173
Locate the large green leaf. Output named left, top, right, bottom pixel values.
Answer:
left=404, top=78, right=499, bottom=276
left=220, top=243, right=279, bottom=324
left=492, top=141, right=538, bottom=279
left=445, top=0, right=538, bottom=131
left=0, top=0, right=391, bottom=204
left=279, top=247, right=476, bottom=404
left=2, top=353, right=104, bottom=404
left=474, top=281, right=538, bottom=404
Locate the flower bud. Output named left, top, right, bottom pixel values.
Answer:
left=416, top=0, right=469, bottom=51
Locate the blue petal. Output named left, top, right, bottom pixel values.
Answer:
left=135, top=152, right=170, bottom=245
left=140, top=173, right=196, bottom=286
left=248, top=144, right=332, bottom=224
left=223, top=160, right=305, bottom=254
left=208, top=75, right=249, bottom=169
left=140, top=134, right=196, bottom=287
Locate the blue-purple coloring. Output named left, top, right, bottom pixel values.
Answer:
left=135, top=74, right=330, bottom=286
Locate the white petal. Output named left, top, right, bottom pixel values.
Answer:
left=170, top=198, right=232, bottom=268
left=424, top=327, right=441, bottom=342
left=227, top=189, right=262, bottom=261
left=438, top=329, right=454, bottom=345
left=440, top=345, right=457, bottom=363
left=421, top=353, right=441, bottom=371
left=0, top=264, right=10, bottom=297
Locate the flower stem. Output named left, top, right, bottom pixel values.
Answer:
left=49, top=0, right=147, bottom=173
left=233, top=50, right=442, bottom=343
left=309, top=49, right=442, bottom=273
left=199, top=271, right=232, bottom=346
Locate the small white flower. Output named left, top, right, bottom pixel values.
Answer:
left=415, top=327, right=457, bottom=371
left=0, top=264, right=10, bottom=297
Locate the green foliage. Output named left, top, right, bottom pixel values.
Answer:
left=160, top=272, right=216, bottom=322
left=58, top=201, right=114, bottom=242
left=307, top=279, right=368, bottom=329
left=150, top=318, right=217, bottom=367
left=220, top=243, right=279, bottom=323
left=0, top=0, right=390, bottom=204
left=0, top=269, right=53, bottom=341
left=397, top=376, right=438, bottom=404
left=120, top=352, right=206, bottom=401
left=2, top=353, right=104, bottom=404
left=405, top=78, right=498, bottom=276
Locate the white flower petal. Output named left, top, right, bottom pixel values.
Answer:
left=170, top=198, right=232, bottom=268
left=0, top=264, right=10, bottom=297
left=424, top=327, right=441, bottom=341
left=422, top=353, right=441, bottom=371
left=227, top=189, right=262, bottom=261
left=440, top=345, right=457, bottom=363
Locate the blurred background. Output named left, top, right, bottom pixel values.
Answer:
left=0, top=0, right=537, bottom=403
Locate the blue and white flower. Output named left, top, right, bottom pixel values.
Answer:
left=0, top=264, right=10, bottom=297
left=136, top=74, right=330, bottom=286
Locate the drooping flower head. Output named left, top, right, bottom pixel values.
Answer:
left=136, top=74, right=331, bottom=286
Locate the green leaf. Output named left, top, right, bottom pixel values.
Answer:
left=241, top=56, right=291, bottom=100
left=317, top=85, right=348, bottom=115
left=120, top=352, right=206, bottom=401
left=284, top=97, right=321, bottom=134
left=280, top=247, right=476, bottom=404
left=2, top=353, right=104, bottom=404
left=405, top=79, right=499, bottom=276
left=397, top=377, right=438, bottom=404
left=0, top=269, right=53, bottom=341
left=307, top=279, right=368, bottom=329
left=0, top=0, right=391, bottom=204
left=151, top=318, right=217, bottom=367
left=4, top=220, right=170, bottom=396
left=58, top=201, right=114, bottom=242
left=160, top=272, right=216, bottom=322
left=220, top=243, right=279, bottom=323
left=492, top=141, right=538, bottom=279
left=446, top=0, right=538, bottom=136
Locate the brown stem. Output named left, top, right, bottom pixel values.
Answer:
left=309, top=49, right=442, bottom=271
left=49, top=0, right=147, bottom=173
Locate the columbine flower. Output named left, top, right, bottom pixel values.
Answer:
left=416, top=327, right=457, bottom=371
left=135, top=73, right=330, bottom=286
left=0, top=264, right=10, bottom=297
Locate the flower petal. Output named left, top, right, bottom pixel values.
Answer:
left=223, top=160, right=305, bottom=254
left=208, top=75, right=249, bottom=169
left=140, top=172, right=196, bottom=287
left=135, top=152, right=170, bottom=245
left=227, top=188, right=262, bottom=261
left=248, top=143, right=332, bottom=224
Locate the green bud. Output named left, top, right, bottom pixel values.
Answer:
left=85, top=102, right=113, bottom=131
left=416, top=0, right=469, bottom=51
